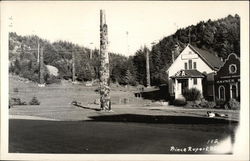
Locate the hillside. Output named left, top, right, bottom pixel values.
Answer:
left=147, top=14, right=240, bottom=85
left=9, top=14, right=240, bottom=86
left=9, top=33, right=130, bottom=84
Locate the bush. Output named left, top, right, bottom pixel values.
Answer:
left=227, top=99, right=240, bottom=110
left=9, top=97, right=27, bottom=106
left=45, top=75, right=61, bottom=84
left=29, top=96, right=40, bottom=105
left=215, top=98, right=226, bottom=109
left=200, top=99, right=216, bottom=108
left=182, top=88, right=201, bottom=101
left=185, top=101, right=200, bottom=108
left=173, top=99, right=187, bottom=106
left=207, top=101, right=216, bottom=108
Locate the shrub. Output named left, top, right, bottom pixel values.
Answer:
left=227, top=99, right=240, bottom=110
left=182, top=88, right=201, bottom=101
left=207, top=101, right=216, bottom=108
left=173, top=99, right=187, bottom=106
left=29, top=96, right=40, bottom=105
left=215, top=98, right=226, bottom=109
left=185, top=101, right=200, bottom=108
left=45, top=75, right=61, bottom=84
left=9, top=97, right=27, bottom=106
left=200, top=99, right=216, bottom=108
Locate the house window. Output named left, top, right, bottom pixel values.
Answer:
left=219, top=85, right=225, bottom=100
left=188, top=60, right=192, bottom=69
left=230, top=83, right=238, bottom=99
left=184, top=63, right=187, bottom=69
left=193, top=78, right=197, bottom=85
left=193, top=62, right=197, bottom=69
left=229, top=64, right=237, bottom=74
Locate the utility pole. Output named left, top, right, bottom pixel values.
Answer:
left=126, top=31, right=129, bottom=56
left=90, top=48, right=93, bottom=59
left=188, top=27, right=191, bottom=44
left=100, top=9, right=111, bottom=111
left=72, top=51, right=76, bottom=83
left=38, top=47, right=45, bottom=87
left=37, top=38, right=40, bottom=63
left=89, top=42, right=93, bottom=59
left=15, top=35, right=43, bottom=87
left=145, top=46, right=151, bottom=88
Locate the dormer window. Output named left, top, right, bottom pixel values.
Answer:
left=229, top=64, right=237, bottom=74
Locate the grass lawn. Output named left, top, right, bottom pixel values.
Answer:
left=9, top=74, right=240, bottom=121
left=8, top=75, right=239, bottom=154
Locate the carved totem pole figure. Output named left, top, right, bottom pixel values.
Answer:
left=100, top=10, right=111, bottom=111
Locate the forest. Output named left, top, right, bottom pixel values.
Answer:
left=9, top=14, right=240, bottom=86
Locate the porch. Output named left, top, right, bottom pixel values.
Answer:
left=170, top=70, right=204, bottom=99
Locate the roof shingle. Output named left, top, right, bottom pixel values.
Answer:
left=189, top=45, right=223, bottom=70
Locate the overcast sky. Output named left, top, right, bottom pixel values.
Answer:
left=2, top=1, right=248, bottom=56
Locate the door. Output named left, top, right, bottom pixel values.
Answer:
left=178, top=79, right=188, bottom=94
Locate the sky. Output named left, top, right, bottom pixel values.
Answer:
left=2, top=1, right=248, bottom=56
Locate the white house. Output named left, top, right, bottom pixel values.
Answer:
left=166, top=44, right=223, bottom=100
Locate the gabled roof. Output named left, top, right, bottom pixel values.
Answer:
left=188, top=44, right=223, bottom=71
left=170, top=69, right=205, bottom=78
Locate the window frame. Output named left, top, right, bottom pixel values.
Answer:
left=188, top=59, right=192, bottom=69
left=229, top=64, right=237, bottom=74
left=193, top=62, right=197, bottom=69
left=218, top=85, right=225, bottom=100
left=193, top=78, right=197, bottom=85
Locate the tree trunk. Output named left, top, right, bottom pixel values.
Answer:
left=99, top=10, right=111, bottom=111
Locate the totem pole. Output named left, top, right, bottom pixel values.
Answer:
left=99, top=10, right=111, bottom=111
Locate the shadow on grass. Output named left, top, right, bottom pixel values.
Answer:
left=73, top=104, right=101, bottom=111
left=88, top=114, right=238, bottom=124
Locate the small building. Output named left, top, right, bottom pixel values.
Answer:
left=214, top=53, right=240, bottom=102
left=166, top=44, right=223, bottom=100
